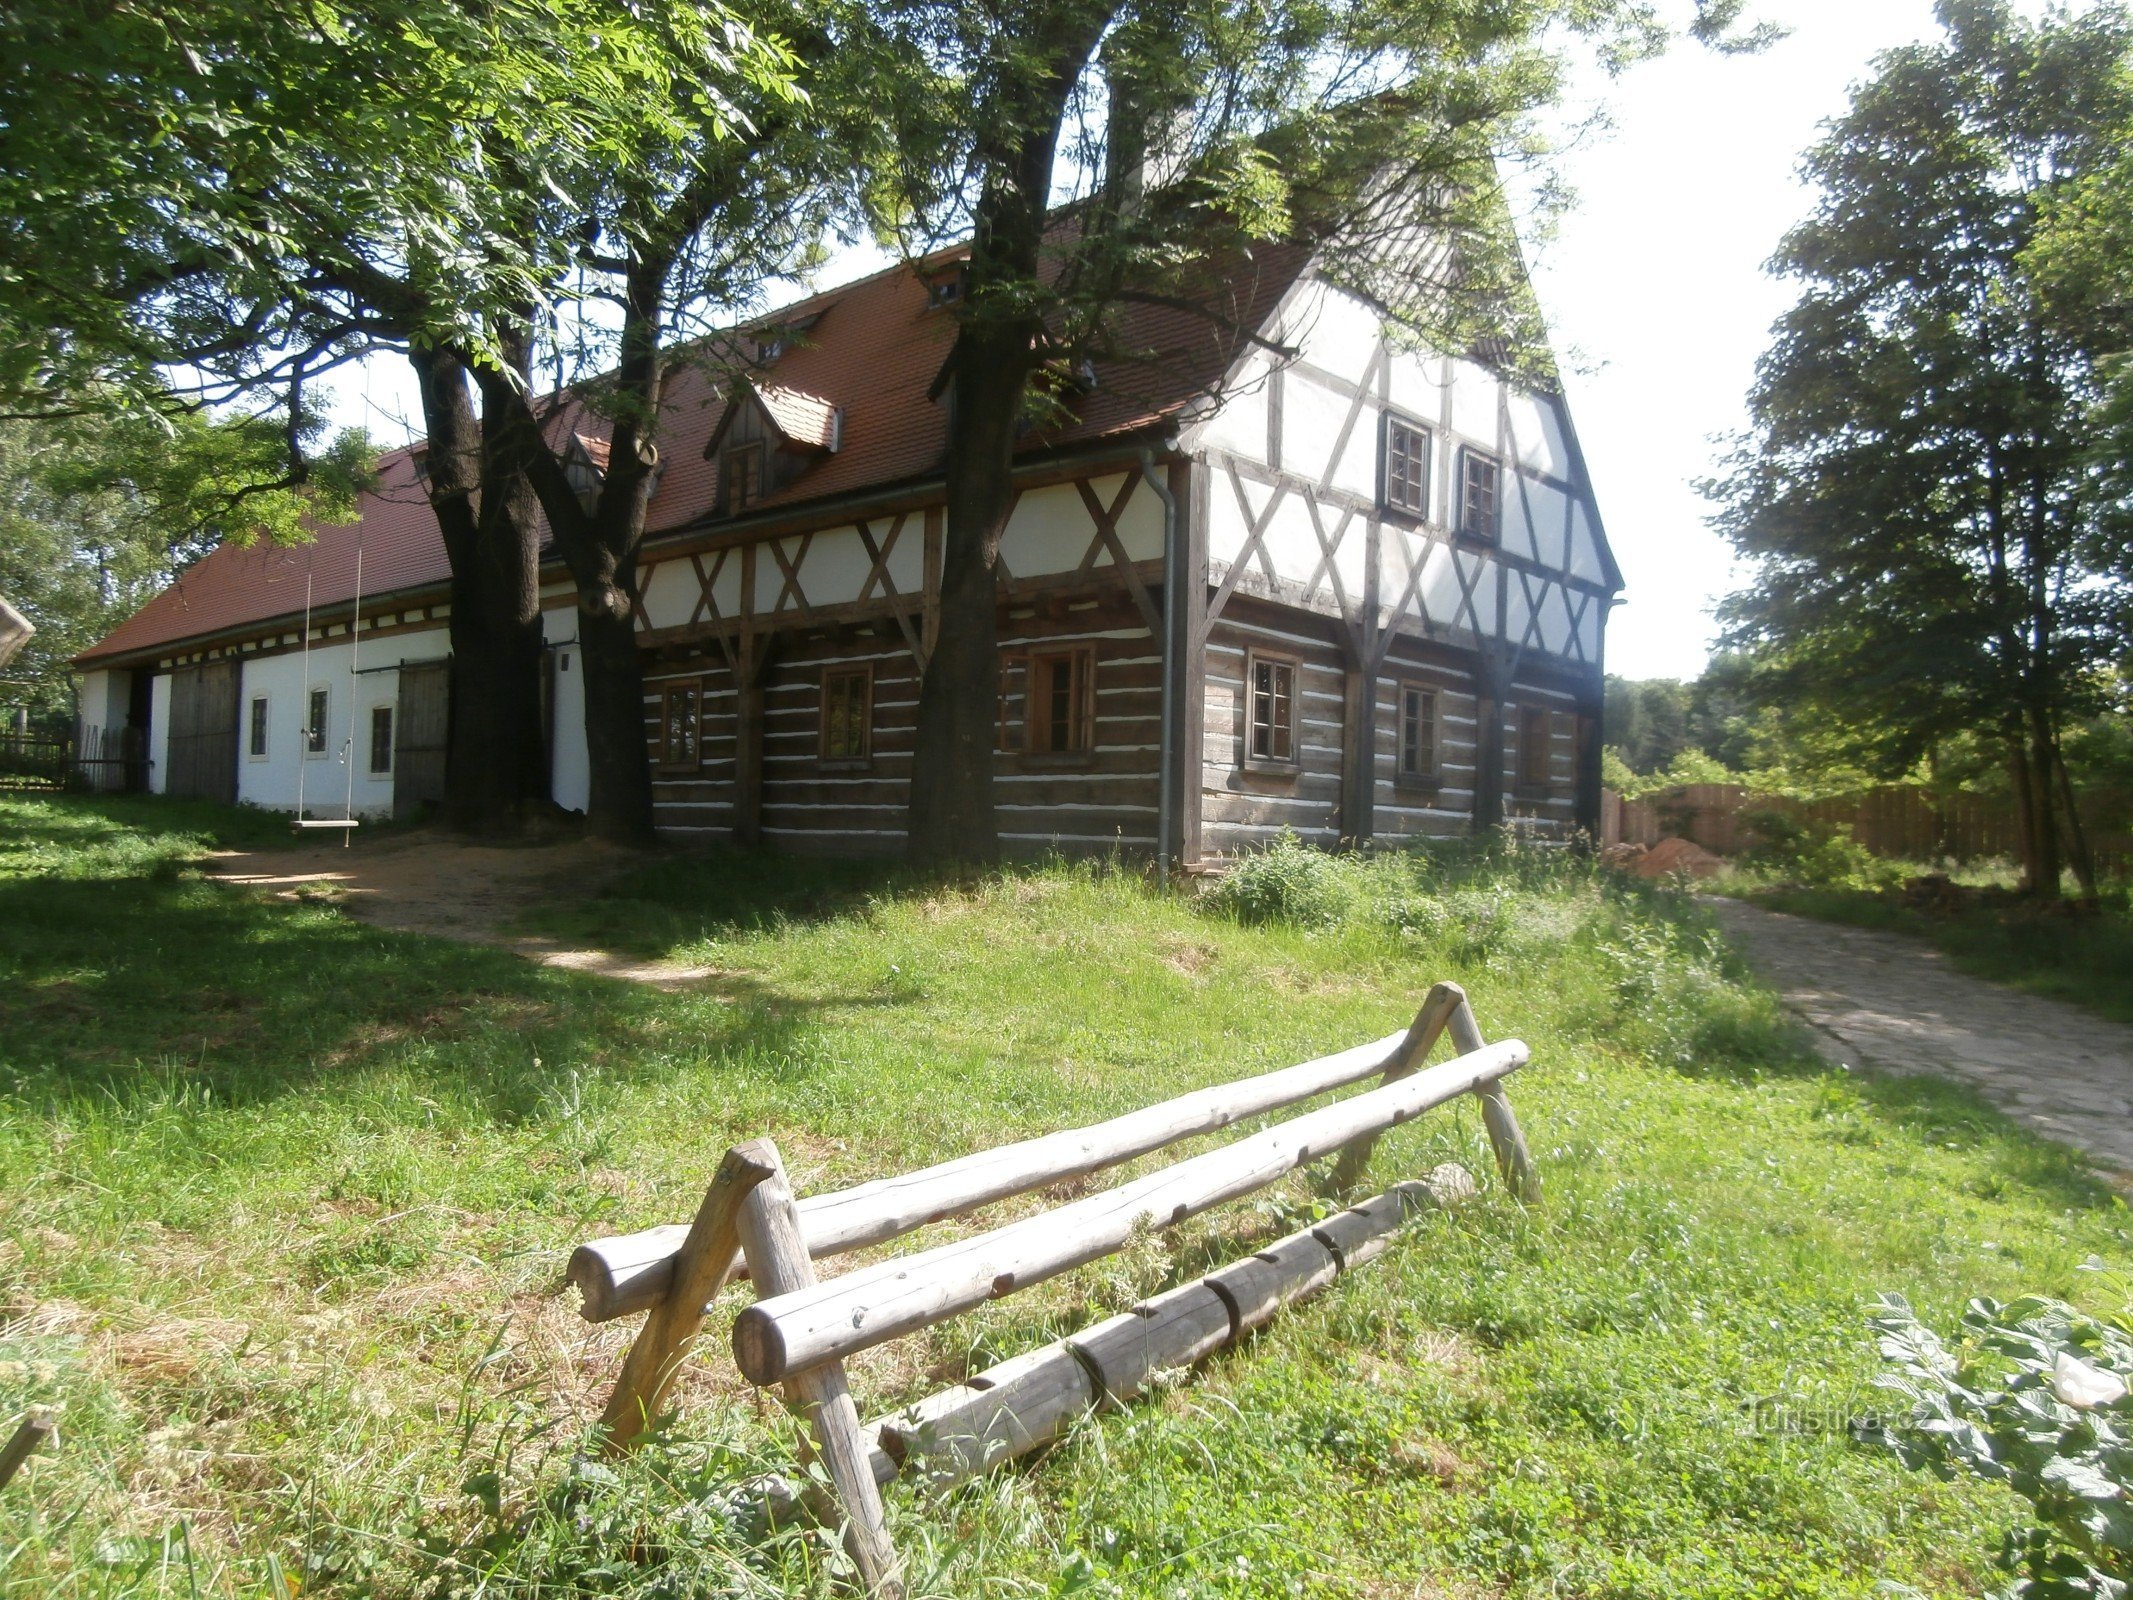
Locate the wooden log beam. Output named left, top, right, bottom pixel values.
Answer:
left=571, top=1024, right=1428, bottom=1323
left=734, top=1144, right=904, bottom=1599
left=0, top=1408, right=55, bottom=1493
left=1329, top=980, right=1464, bottom=1194
left=733, top=1041, right=1527, bottom=1386
left=875, top=1174, right=1456, bottom=1493
left=597, top=1142, right=775, bottom=1453
left=1446, top=992, right=1541, bottom=1203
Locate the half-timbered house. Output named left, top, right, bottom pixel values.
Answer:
left=75, top=237, right=1618, bottom=863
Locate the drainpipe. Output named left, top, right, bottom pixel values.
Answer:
left=1140, top=447, right=1178, bottom=881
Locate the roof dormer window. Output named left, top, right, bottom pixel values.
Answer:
left=564, top=435, right=608, bottom=513
left=925, top=266, right=965, bottom=309
left=723, top=443, right=765, bottom=513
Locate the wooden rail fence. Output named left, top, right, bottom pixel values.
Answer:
left=569, top=981, right=1539, bottom=1597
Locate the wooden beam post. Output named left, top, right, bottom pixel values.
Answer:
left=1329, top=982, right=1464, bottom=1194
left=598, top=1142, right=776, bottom=1453
left=1444, top=989, right=1541, bottom=1202
left=1173, top=459, right=1207, bottom=867
left=0, top=1408, right=55, bottom=1493
left=735, top=1143, right=904, bottom=1599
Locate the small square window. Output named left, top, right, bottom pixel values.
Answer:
left=1398, top=684, right=1438, bottom=783
left=1026, top=647, right=1094, bottom=755
left=821, top=665, right=872, bottom=765
left=1460, top=449, right=1501, bottom=543
left=248, top=695, right=269, bottom=759
left=723, top=445, right=764, bottom=513
left=658, top=680, right=701, bottom=772
left=369, top=705, right=394, bottom=775
left=305, top=687, right=329, bottom=756
left=1246, top=652, right=1299, bottom=768
left=1383, top=416, right=1430, bottom=517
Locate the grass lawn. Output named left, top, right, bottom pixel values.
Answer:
left=2, top=795, right=2128, bottom=1598
left=1727, top=875, right=2133, bottom=1028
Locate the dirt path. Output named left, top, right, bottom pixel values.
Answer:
left=1706, top=897, right=2133, bottom=1177
left=204, top=830, right=716, bottom=988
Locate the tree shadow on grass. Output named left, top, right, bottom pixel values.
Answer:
left=0, top=869, right=906, bottom=1123
left=508, top=844, right=1011, bottom=960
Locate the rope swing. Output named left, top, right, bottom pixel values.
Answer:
left=291, top=542, right=364, bottom=844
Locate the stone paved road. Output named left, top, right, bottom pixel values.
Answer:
left=1705, top=897, right=2133, bottom=1177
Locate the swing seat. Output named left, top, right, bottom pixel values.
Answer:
left=291, top=818, right=362, bottom=831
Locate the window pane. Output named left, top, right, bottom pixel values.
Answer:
left=249, top=698, right=268, bottom=757
left=1385, top=420, right=1428, bottom=514
left=307, top=689, right=328, bottom=753
left=1047, top=658, right=1072, bottom=752
left=370, top=706, right=393, bottom=774
left=1463, top=453, right=1500, bottom=541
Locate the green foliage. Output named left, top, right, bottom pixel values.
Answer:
left=1708, top=0, right=2133, bottom=882
left=1199, top=832, right=1374, bottom=926
left=1739, top=808, right=1906, bottom=892
left=0, top=412, right=370, bottom=718
left=1873, top=1275, right=2133, bottom=1598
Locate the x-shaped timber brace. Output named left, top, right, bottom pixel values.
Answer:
left=573, top=982, right=1540, bottom=1597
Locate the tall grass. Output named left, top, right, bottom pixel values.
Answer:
left=1, top=796, right=2127, bottom=1597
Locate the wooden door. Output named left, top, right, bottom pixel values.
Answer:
left=165, top=661, right=239, bottom=802
left=393, top=659, right=450, bottom=819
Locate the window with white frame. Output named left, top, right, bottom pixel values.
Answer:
left=1460, top=449, right=1501, bottom=543
left=1382, top=415, right=1430, bottom=517
left=1397, top=684, right=1438, bottom=783
left=248, top=695, right=269, bottom=759
left=305, top=686, right=329, bottom=756
left=1246, top=651, right=1299, bottom=768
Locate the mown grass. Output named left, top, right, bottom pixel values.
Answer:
left=1, top=796, right=2128, bottom=1598
left=1713, top=868, right=2133, bottom=1027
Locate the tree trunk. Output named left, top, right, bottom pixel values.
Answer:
left=2022, top=716, right=2056, bottom=904
left=2051, top=737, right=2098, bottom=898
left=407, top=347, right=547, bottom=835
left=572, top=553, right=656, bottom=845
left=908, top=333, right=1033, bottom=866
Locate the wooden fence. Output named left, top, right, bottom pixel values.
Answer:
left=568, top=981, right=1538, bottom=1597
left=1601, top=781, right=2132, bottom=875
left=0, top=726, right=147, bottom=794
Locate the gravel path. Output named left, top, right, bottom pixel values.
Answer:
left=1705, top=897, right=2133, bottom=1178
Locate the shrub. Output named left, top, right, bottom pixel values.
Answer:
left=1201, top=833, right=1370, bottom=926
left=1873, top=1276, right=2133, bottom=1599
left=1740, top=807, right=1902, bottom=891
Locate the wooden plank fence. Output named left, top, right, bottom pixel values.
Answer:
left=569, top=981, right=1538, bottom=1597
left=0, top=726, right=146, bottom=794
left=1602, top=781, right=2131, bottom=875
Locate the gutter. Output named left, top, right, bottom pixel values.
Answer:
left=1139, top=446, right=1179, bottom=881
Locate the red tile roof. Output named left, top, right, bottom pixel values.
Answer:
left=78, top=241, right=1311, bottom=665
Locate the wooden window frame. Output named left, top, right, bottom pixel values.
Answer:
left=1381, top=413, right=1431, bottom=520
left=657, top=678, right=703, bottom=774
left=1395, top=681, right=1441, bottom=789
left=1024, top=644, right=1096, bottom=761
left=1244, top=649, right=1301, bottom=773
left=368, top=704, right=394, bottom=776
left=819, top=663, right=873, bottom=770
left=304, top=685, right=330, bottom=758
left=247, top=694, right=270, bottom=760
left=1514, top=703, right=1554, bottom=798
left=1459, top=447, right=1502, bottom=545
left=722, top=442, right=767, bottom=514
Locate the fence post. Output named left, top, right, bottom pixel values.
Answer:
left=1330, top=982, right=1464, bottom=1194
left=735, top=1143, right=903, bottom=1599
left=1446, top=992, right=1540, bottom=1203
left=598, top=1141, right=775, bottom=1453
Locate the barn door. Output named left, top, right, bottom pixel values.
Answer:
left=393, top=659, right=450, bottom=819
left=165, top=661, right=240, bottom=802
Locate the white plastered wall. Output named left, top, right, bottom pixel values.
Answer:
left=544, top=601, right=589, bottom=813
left=235, top=624, right=450, bottom=817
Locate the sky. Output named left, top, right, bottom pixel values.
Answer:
left=324, top=0, right=1958, bottom=685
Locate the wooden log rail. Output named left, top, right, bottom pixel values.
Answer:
left=574, top=981, right=1539, bottom=1598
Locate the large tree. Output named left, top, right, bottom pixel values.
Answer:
left=3, top=1, right=799, bottom=837
left=1712, top=0, right=2133, bottom=897
left=877, top=0, right=1760, bottom=865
